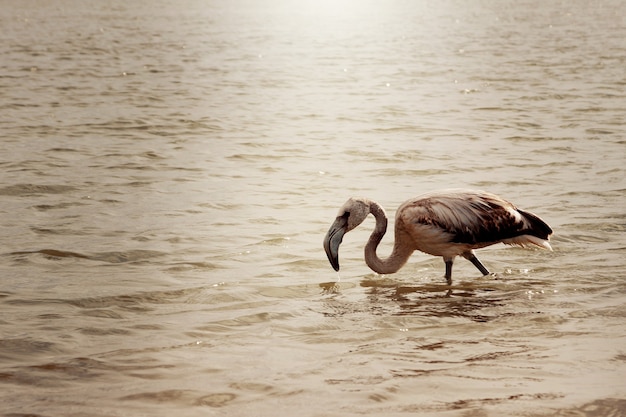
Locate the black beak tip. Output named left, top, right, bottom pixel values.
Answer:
left=324, top=217, right=347, bottom=273
left=325, top=251, right=340, bottom=272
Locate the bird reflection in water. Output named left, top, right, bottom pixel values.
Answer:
left=319, top=281, right=342, bottom=295
left=360, top=277, right=508, bottom=322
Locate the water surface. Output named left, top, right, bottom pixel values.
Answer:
left=1, top=1, right=625, bottom=416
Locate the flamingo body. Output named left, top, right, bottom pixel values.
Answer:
left=323, top=189, right=552, bottom=284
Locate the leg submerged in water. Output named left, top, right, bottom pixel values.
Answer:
left=463, top=252, right=490, bottom=276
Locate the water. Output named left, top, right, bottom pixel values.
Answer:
left=1, top=0, right=625, bottom=415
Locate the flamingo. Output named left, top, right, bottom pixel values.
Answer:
left=323, top=189, right=552, bottom=284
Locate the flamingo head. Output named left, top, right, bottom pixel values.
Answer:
left=323, top=198, right=371, bottom=271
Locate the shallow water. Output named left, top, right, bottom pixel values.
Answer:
left=1, top=0, right=625, bottom=416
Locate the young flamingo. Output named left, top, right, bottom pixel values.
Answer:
left=323, top=189, right=552, bottom=284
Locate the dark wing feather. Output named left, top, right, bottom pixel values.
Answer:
left=517, top=209, right=552, bottom=239
left=405, top=191, right=542, bottom=245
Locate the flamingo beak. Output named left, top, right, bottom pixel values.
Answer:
left=323, top=216, right=347, bottom=271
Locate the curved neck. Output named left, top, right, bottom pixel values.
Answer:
left=364, top=201, right=414, bottom=274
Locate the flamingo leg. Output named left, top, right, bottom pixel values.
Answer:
left=444, top=260, right=453, bottom=285
left=463, top=252, right=490, bottom=276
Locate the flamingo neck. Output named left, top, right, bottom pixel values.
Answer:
left=364, top=201, right=414, bottom=275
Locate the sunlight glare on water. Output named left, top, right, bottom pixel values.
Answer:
left=1, top=0, right=625, bottom=416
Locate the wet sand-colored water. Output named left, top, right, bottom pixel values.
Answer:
left=1, top=1, right=625, bottom=416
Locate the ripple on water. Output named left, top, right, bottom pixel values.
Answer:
left=0, top=184, right=77, bottom=196
left=117, top=389, right=240, bottom=408
left=6, top=249, right=166, bottom=264
left=0, top=338, right=60, bottom=361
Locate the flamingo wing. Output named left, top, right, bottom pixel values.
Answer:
left=398, top=190, right=551, bottom=246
